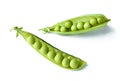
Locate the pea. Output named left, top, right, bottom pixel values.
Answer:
left=54, top=52, right=63, bottom=64
left=54, top=25, right=60, bottom=32
left=62, top=57, right=70, bottom=68
left=90, top=18, right=97, bottom=26
left=39, top=14, right=110, bottom=35
left=40, top=45, right=48, bottom=54
left=84, top=22, right=91, bottom=29
left=97, top=17, right=103, bottom=24
left=12, top=27, right=86, bottom=70
left=65, top=20, right=73, bottom=28
left=71, top=24, right=77, bottom=31
left=77, top=22, right=84, bottom=29
left=33, top=40, right=42, bottom=49
left=47, top=50, right=56, bottom=60
left=60, top=26, right=66, bottom=32
left=70, top=59, right=80, bottom=69
left=27, top=36, right=35, bottom=44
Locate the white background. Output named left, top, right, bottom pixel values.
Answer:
left=0, top=0, right=120, bottom=81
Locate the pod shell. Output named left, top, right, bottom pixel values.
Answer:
left=14, top=27, right=86, bottom=70
left=41, top=14, right=110, bottom=35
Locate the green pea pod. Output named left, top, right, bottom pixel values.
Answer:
left=12, top=27, right=86, bottom=70
left=39, top=14, right=110, bottom=35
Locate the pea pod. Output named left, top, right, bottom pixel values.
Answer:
left=39, top=14, right=110, bottom=35
left=12, top=27, right=86, bottom=70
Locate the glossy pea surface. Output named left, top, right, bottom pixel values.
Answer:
left=13, top=27, right=86, bottom=70
left=40, top=14, right=110, bottom=35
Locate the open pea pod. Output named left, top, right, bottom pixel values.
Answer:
left=40, top=14, right=110, bottom=35
left=12, top=27, right=86, bottom=70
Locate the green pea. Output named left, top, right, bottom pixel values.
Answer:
left=47, top=50, right=56, bottom=60
left=40, top=45, right=49, bottom=54
left=27, top=36, right=35, bottom=44
left=60, top=26, right=66, bottom=32
left=54, top=52, right=63, bottom=64
left=39, top=14, right=110, bottom=35
left=65, top=20, right=73, bottom=28
left=97, top=17, right=103, bottom=24
left=33, top=40, right=42, bottom=49
left=84, top=22, right=91, bottom=29
left=70, top=59, right=80, bottom=69
left=12, top=27, right=86, bottom=70
left=77, top=22, right=84, bottom=29
left=54, top=25, right=60, bottom=32
left=62, top=57, right=70, bottom=67
left=71, top=24, right=77, bottom=31
left=90, top=18, right=97, bottom=26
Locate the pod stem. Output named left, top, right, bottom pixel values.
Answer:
left=10, top=26, right=23, bottom=37
left=38, top=27, right=50, bottom=34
